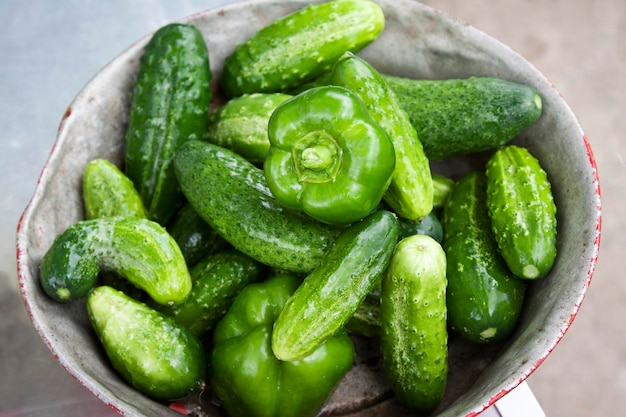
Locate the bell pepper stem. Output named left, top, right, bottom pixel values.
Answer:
left=292, top=130, right=342, bottom=183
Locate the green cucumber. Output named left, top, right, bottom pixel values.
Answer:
left=221, top=0, right=384, bottom=97
left=167, top=203, right=231, bottom=267
left=345, top=293, right=381, bottom=338
left=159, top=250, right=265, bottom=336
left=125, top=23, right=212, bottom=225
left=271, top=210, right=399, bottom=361
left=486, top=145, right=557, bottom=279
left=173, top=140, right=339, bottom=274
left=330, top=52, right=433, bottom=220
left=380, top=234, right=448, bottom=413
left=87, top=286, right=206, bottom=400
left=397, top=211, right=443, bottom=243
left=385, top=76, right=543, bottom=160
left=442, top=171, right=526, bottom=343
left=432, top=173, right=455, bottom=210
left=39, top=217, right=191, bottom=305
left=82, top=158, right=147, bottom=220
left=207, top=93, right=292, bottom=164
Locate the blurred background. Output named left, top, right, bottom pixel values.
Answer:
left=1, top=1, right=623, bottom=416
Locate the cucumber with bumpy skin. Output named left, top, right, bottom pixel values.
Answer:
left=125, top=23, right=212, bottom=225
left=173, top=140, right=339, bottom=274
left=381, top=234, right=448, bottom=413
left=442, top=171, right=526, bottom=343
left=386, top=76, right=543, bottom=160
left=221, top=0, right=384, bottom=97
left=87, top=286, right=206, bottom=400
left=39, top=217, right=191, bottom=305
left=271, top=210, right=399, bottom=361
left=486, top=145, right=557, bottom=279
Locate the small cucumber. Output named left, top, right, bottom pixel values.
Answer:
left=82, top=158, right=147, bottom=220
left=39, top=217, right=191, bottom=305
left=125, top=23, right=212, bottom=225
left=397, top=211, right=444, bottom=243
left=432, top=173, right=455, bottom=210
left=330, top=52, right=433, bottom=220
left=221, top=0, right=384, bottom=97
left=87, top=286, right=206, bottom=400
left=381, top=234, right=448, bottom=413
left=442, top=171, right=526, bottom=343
left=207, top=93, right=292, bottom=164
left=167, top=203, right=231, bottom=267
left=272, top=210, right=399, bottom=361
left=159, top=250, right=265, bottom=336
left=173, top=140, right=339, bottom=274
left=486, top=145, right=557, bottom=279
left=382, top=76, right=543, bottom=160
left=345, top=293, right=381, bottom=338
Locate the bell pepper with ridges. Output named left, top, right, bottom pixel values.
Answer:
left=264, top=85, right=395, bottom=225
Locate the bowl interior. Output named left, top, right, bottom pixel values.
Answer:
left=16, top=1, right=601, bottom=416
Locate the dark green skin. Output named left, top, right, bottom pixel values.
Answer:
left=221, top=0, right=384, bottom=97
left=345, top=293, right=381, bottom=338
left=330, top=52, right=433, bottom=221
left=87, top=286, right=206, bottom=400
left=381, top=234, right=448, bottom=413
left=210, top=274, right=355, bottom=417
left=173, top=140, right=339, bottom=274
left=39, top=218, right=191, bottom=305
left=82, top=158, right=147, bottom=220
left=125, top=23, right=212, bottom=225
left=486, top=145, right=557, bottom=279
left=272, top=210, right=400, bottom=361
left=398, top=211, right=444, bottom=243
left=207, top=93, right=292, bottom=164
left=386, top=76, right=543, bottom=160
left=158, top=250, right=265, bottom=336
left=167, top=203, right=231, bottom=267
left=442, top=171, right=526, bottom=343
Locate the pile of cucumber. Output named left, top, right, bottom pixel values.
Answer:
left=39, top=0, right=556, bottom=415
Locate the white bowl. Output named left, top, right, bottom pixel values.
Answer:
left=16, top=0, right=601, bottom=416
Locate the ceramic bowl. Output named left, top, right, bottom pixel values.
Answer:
left=16, top=0, right=601, bottom=416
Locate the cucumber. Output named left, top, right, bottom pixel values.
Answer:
left=125, top=23, right=212, bottom=225
left=207, top=93, right=292, bottom=164
left=173, top=140, right=339, bottom=274
left=159, top=250, right=265, bottom=336
left=486, top=145, right=557, bottom=279
left=345, top=293, right=381, bottom=338
left=167, top=203, right=231, bottom=267
left=380, top=234, right=448, bottom=413
left=271, top=210, right=399, bottom=361
left=330, top=52, right=433, bottom=220
left=442, top=171, right=526, bottom=343
left=385, top=76, right=543, bottom=160
left=221, top=0, right=384, bottom=97
left=39, top=217, right=191, bottom=305
left=397, top=211, right=443, bottom=243
left=432, top=173, right=455, bottom=210
left=87, top=286, right=206, bottom=400
left=82, top=158, right=147, bottom=220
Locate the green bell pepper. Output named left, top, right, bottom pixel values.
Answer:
left=210, top=274, right=355, bottom=417
left=264, top=85, right=395, bottom=225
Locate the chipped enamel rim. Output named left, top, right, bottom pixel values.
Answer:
left=16, top=1, right=601, bottom=416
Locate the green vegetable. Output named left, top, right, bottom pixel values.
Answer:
left=125, top=23, right=212, bottom=225
left=486, top=145, right=557, bottom=279
left=397, top=211, right=444, bottom=243
left=432, top=173, right=455, bottom=210
left=272, top=210, right=399, bottom=361
left=207, top=93, right=292, bottom=164
left=385, top=76, right=543, bottom=160
left=381, top=234, right=448, bottom=413
left=87, top=286, right=206, bottom=400
left=167, top=203, right=231, bottom=267
left=174, top=140, right=339, bottom=274
left=345, top=293, right=381, bottom=338
left=265, top=85, right=395, bottom=225
left=330, top=52, right=433, bottom=220
left=221, top=0, right=384, bottom=97
left=210, top=274, right=355, bottom=417
left=39, top=217, right=191, bottom=305
left=82, top=158, right=147, bottom=220
left=158, top=250, right=265, bottom=336
left=442, top=171, right=526, bottom=343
